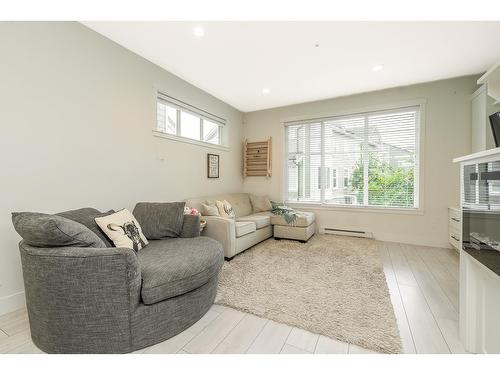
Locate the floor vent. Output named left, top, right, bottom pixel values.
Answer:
left=320, top=227, right=374, bottom=239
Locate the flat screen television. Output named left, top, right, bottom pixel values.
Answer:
left=490, top=111, right=500, bottom=147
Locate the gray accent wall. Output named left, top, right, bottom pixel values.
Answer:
left=0, top=22, right=244, bottom=313
left=243, top=76, right=479, bottom=248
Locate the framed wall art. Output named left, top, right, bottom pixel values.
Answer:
left=207, top=153, right=219, bottom=178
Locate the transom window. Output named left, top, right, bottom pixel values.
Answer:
left=156, top=93, right=224, bottom=146
left=285, top=106, right=420, bottom=209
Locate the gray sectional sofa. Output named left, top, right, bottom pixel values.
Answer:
left=13, top=206, right=223, bottom=354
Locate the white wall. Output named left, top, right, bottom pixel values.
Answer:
left=0, top=22, right=244, bottom=313
left=243, top=76, right=478, bottom=248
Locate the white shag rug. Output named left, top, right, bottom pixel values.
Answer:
left=216, top=234, right=402, bottom=354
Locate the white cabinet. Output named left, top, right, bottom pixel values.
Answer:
left=471, top=85, right=497, bottom=153
left=448, top=207, right=461, bottom=251
left=460, top=250, right=500, bottom=353
left=454, top=148, right=500, bottom=353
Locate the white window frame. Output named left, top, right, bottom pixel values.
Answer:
left=343, top=168, right=349, bottom=188
left=317, top=167, right=331, bottom=190
left=153, top=91, right=228, bottom=151
left=489, top=182, right=500, bottom=195
left=282, top=100, right=425, bottom=214
left=332, top=168, right=338, bottom=188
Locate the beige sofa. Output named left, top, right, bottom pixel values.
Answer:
left=185, top=193, right=273, bottom=259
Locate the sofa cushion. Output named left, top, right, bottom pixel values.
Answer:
left=270, top=212, right=316, bottom=227
left=225, top=194, right=253, bottom=217
left=235, top=221, right=256, bottom=237
left=12, top=212, right=106, bottom=248
left=215, top=200, right=235, bottom=219
left=138, top=237, right=223, bottom=304
left=236, top=212, right=272, bottom=229
left=57, top=208, right=115, bottom=247
left=249, top=194, right=272, bottom=213
left=201, top=203, right=219, bottom=216
left=95, top=209, right=149, bottom=252
left=133, top=202, right=185, bottom=240
left=179, top=215, right=201, bottom=238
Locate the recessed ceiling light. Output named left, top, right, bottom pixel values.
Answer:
left=372, top=64, right=384, bottom=72
left=192, top=26, right=205, bottom=37
left=262, top=88, right=271, bottom=94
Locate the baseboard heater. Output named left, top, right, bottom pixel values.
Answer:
left=320, top=227, right=374, bottom=239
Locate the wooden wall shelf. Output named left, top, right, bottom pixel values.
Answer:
left=243, top=137, right=272, bottom=177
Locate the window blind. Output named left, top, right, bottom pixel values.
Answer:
left=285, top=106, right=420, bottom=209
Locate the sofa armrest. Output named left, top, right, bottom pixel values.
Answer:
left=19, top=241, right=141, bottom=353
left=202, top=216, right=235, bottom=258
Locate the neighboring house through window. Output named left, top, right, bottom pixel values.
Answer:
left=285, top=105, right=420, bottom=209
left=343, top=168, right=349, bottom=188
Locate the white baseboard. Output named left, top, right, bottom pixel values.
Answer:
left=0, top=291, right=26, bottom=315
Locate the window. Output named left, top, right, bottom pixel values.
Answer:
left=343, top=168, right=349, bottom=188
left=202, top=120, right=220, bottom=144
left=180, top=111, right=200, bottom=140
left=156, top=93, right=224, bottom=146
left=317, top=167, right=331, bottom=189
left=489, top=182, right=500, bottom=195
left=157, top=102, right=177, bottom=135
left=285, top=106, right=420, bottom=209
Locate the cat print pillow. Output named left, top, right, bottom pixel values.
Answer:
left=95, top=209, right=148, bottom=251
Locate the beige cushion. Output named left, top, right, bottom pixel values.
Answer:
left=216, top=200, right=235, bottom=219
left=250, top=194, right=272, bottom=213
left=95, top=209, right=149, bottom=251
left=274, top=223, right=315, bottom=241
left=201, top=203, right=219, bottom=216
left=236, top=225, right=273, bottom=254
left=270, top=211, right=316, bottom=227
left=235, top=221, right=256, bottom=237
left=227, top=195, right=253, bottom=217
left=236, top=213, right=271, bottom=229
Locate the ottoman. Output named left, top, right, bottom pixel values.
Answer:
left=271, top=211, right=316, bottom=242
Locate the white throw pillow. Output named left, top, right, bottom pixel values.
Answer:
left=201, top=202, right=220, bottom=216
left=95, top=209, right=149, bottom=251
left=216, top=200, right=235, bottom=218
left=250, top=194, right=272, bottom=213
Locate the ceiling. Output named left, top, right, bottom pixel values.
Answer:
left=83, top=21, right=500, bottom=112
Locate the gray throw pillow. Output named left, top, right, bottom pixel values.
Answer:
left=57, top=207, right=115, bottom=247
left=180, top=215, right=201, bottom=238
left=12, top=212, right=106, bottom=248
left=133, top=202, right=186, bottom=240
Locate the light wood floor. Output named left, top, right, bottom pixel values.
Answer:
left=0, top=240, right=464, bottom=354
